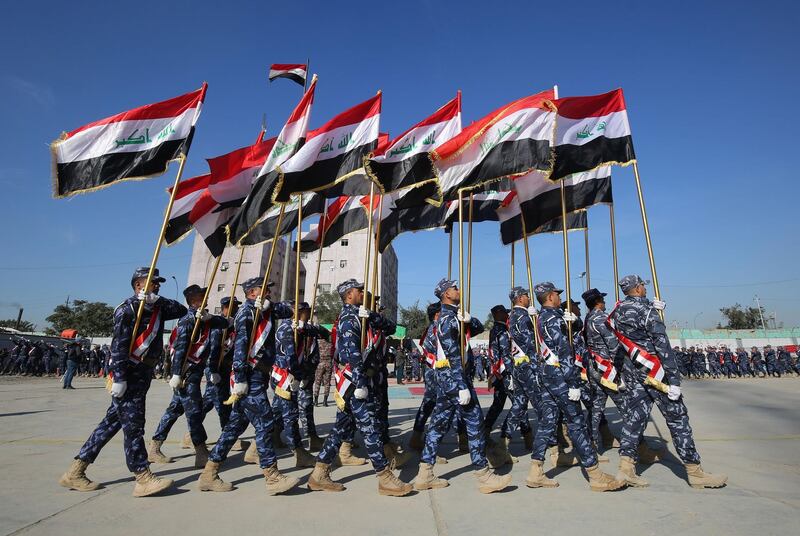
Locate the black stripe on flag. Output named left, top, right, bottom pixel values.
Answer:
left=226, top=171, right=280, bottom=245
left=366, top=152, right=435, bottom=193
left=242, top=195, right=325, bottom=246
left=379, top=203, right=448, bottom=253
left=520, top=176, right=612, bottom=231
left=552, top=135, right=635, bottom=181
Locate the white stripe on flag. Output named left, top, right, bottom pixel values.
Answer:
left=282, top=115, right=380, bottom=172
left=377, top=115, right=461, bottom=163
left=555, top=110, right=631, bottom=147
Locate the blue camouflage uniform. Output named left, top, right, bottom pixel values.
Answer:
left=414, top=322, right=439, bottom=433
left=208, top=287, right=293, bottom=469
left=317, top=289, right=390, bottom=472
left=750, top=349, right=766, bottom=376
left=531, top=287, right=597, bottom=467
left=421, top=279, right=487, bottom=469
left=365, top=308, right=397, bottom=444
left=764, top=347, right=780, bottom=377
left=612, top=277, right=701, bottom=465
left=77, top=277, right=186, bottom=473
left=152, top=305, right=228, bottom=445
left=778, top=347, right=797, bottom=375
left=721, top=348, right=736, bottom=378
left=500, top=303, right=537, bottom=442
left=202, top=316, right=236, bottom=429
left=736, top=349, right=752, bottom=377
left=297, top=324, right=324, bottom=438
left=483, top=317, right=513, bottom=434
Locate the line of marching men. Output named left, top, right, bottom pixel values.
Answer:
left=58, top=266, right=727, bottom=497
left=674, top=345, right=799, bottom=379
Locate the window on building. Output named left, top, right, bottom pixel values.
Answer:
left=220, top=262, right=229, bottom=271
left=319, top=284, right=331, bottom=293
left=217, top=284, right=225, bottom=292
left=341, top=239, right=348, bottom=246
left=340, top=260, right=347, bottom=268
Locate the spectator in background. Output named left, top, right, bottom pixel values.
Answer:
left=395, top=347, right=406, bottom=384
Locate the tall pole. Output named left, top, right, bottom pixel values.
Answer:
left=179, top=253, right=223, bottom=381
left=129, top=155, right=188, bottom=354
left=583, top=214, right=591, bottom=290
left=609, top=203, right=620, bottom=302
left=754, top=295, right=768, bottom=336
left=632, top=162, right=664, bottom=320
left=249, top=204, right=287, bottom=348
left=520, top=219, right=541, bottom=354
left=511, top=242, right=515, bottom=287
left=371, top=194, right=384, bottom=302
left=457, top=189, right=466, bottom=366
left=293, top=194, right=304, bottom=345
left=361, top=183, right=376, bottom=348
left=466, top=193, right=474, bottom=311
left=447, top=231, right=453, bottom=280
left=309, top=201, right=329, bottom=321
left=218, top=246, right=246, bottom=369
left=559, top=179, right=574, bottom=346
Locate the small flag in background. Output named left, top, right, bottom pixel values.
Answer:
left=51, top=83, right=207, bottom=198
left=268, top=64, right=308, bottom=87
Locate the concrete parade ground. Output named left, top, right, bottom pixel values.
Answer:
left=0, top=376, right=798, bottom=536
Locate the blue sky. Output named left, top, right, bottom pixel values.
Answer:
left=1, top=0, right=798, bottom=330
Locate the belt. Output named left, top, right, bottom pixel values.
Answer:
left=434, top=359, right=451, bottom=369
left=514, top=356, right=530, bottom=366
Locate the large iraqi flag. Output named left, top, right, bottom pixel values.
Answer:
left=551, top=88, right=635, bottom=180
left=497, top=190, right=588, bottom=245
left=297, top=196, right=372, bottom=252
left=442, top=192, right=507, bottom=231
left=377, top=189, right=449, bottom=252
left=241, top=193, right=325, bottom=246
left=164, top=173, right=211, bottom=245
left=365, top=93, right=461, bottom=195
left=274, top=93, right=382, bottom=202
left=51, top=83, right=207, bottom=198
left=431, top=89, right=555, bottom=202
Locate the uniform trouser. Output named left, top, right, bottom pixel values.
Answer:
left=153, top=369, right=207, bottom=445
left=588, top=383, right=626, bottom=447
left=63, top=360, right=78, bottom=387
left=531, top=369, right=597, bottom=467
left=318, top=396, right=388, bottom=471
left=411, top=359, right=421, bottom=379
left=619, top=381, right=701, bottom=465
left=77, top=365, right=152, bottom=473
left=313, top=362, right=332, bottom=398
left=297, top=381, right=316, bottom=437
left=414, top=367, right=464, bottom=434
left=766, top=360, right=781, bottom=376
left=753, top=362, right=766, bottom=375
left=272, top=392, right=302, bottom=450
left=202, top=370, right=233, bottom=430
left=500, top=365, right=535, bottom=439
left=483, top=378, right=508, bottom=432
left=421, top=381, right=487, bottom=468
left=376, top=369, right=391, bottom=443
left=209, top=370, right=277, bottom=469
left=722, top=362, right=735, bottom=378
left=739, top=362, right=753, bottom=377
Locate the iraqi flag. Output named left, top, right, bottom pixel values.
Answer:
left=297, top=196, right=371, bottom=253
left=274, top=93, right=382, bottom=202
left=431, top=89, right=556, bottom=202
left=51, top=83, right=207, bottom=198
left=497, top=190, right=588, bottom=245
left=268, top=64, right=308, bottom=87
left=377, top=189, right=449, bottom=252
left=442, top=192, right=507, bottom=231
left=241, top=193, right=325, bottom=246
left=512, top=166, right=612, bottom=231
left=207, top=137, right=276, bottom=208
left=226, top=79, right=316, bottom=245
left=551, top=88, right=635, bottom=180
left=323, top=132, right=391, bottom=198
left=365, top=93, right=461, bottom=195
left=186, top=190, right=231, bottom=257
left=164, top=173, right=211, bottom=245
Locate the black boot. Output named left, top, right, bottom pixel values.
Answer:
left=314, top=394, right=320, bottom=407
left=323, top=395, right=329, bottom=407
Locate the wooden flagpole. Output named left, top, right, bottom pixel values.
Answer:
left=249, top=204, right=287, bottom=348
left=511, top=242, right=515, bottom=287
left=519, top=218, right=541, bottom=354
left=609, top=204, right=620, bottom=302
left=447, top=231, right=453, bottom=280
left=466, top=193, right=474, bottom=311
left=129, top=154, right=188, bottom=355
left=371, top=194, right=384, bottom=304
left=583, top=213, right=591, bottom=290
left=457, top=189, right=466, bottom=367
left=361, top=183, right=376, bottom=348
left=217, top=246, right=245, bottom=369
left=632, top=162, right=664, bottom=320
left=293, top=195, right=304, bottom=345
left=553, top=85, right=574, bottom=347
left=178, top=253, right=222, bottom=384
left=309, top=201, right=329, bottom=321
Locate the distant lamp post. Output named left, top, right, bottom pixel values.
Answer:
left=693, top=312, right=703, bottom=329
left=577, top=272, right=587, bottom=291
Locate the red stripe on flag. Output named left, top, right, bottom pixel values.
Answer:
left=553, top=88, right=626, bottom=119
left=306, top=94, right=382, bottom=141
left=188, top=190, right=217, bottom=224
left=207, top=137, right=276, bottom=184
left=270, top=63, right=307, bottom=72
left=169, top=173, right=211, bottom=199
left=285, top=78, right=316, bottom=124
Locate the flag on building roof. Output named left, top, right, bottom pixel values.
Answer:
left=274, top=92, right=382, bottom=202
left=268, top=64, right=308, bottom=86
left=164, top=173, right=211, bottom=245
left=51, top=83, right=207, bottom=198
left=226, top=79, right=316, bottom=245
left=241, top=193, right=325, bottom=246
left=551, top=88, right=635, bottom=180
left=497, top=189, right=588, bottom=245
left=512, top=167, right=612, bottom=231
left=431, top=89, right=555, bottom=202
left=366, top=93, right=461, bottom=196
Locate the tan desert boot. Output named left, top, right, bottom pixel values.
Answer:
left=549, top=446, right=579, bottom=467
left=413, top=462, right=449, bottom=490
left=377, top=468, right=413, bottom=496
left=525, top=459, right=558, bottom=488
left=147, top=440, right=173, bottom=464
left=262, top=465, right=299, bottom=495
left=197, top=461, right=233, bottom=492
left=181, top=432, right=194, bottom=450
left=59, top=459, right=100, bottom=491
left=243, top=441, right=259, bottom=464
left=586, top=464, right=626, bottom=492
left=337, top=441, right=367, bottom=466
left=308, top=462, right=345, bottom=492
left=293, top=446, right=316, bottom=468
left=616, top=456, right=649, bottom=487
left=685, top=464, right=727, bottom=489
left=474, top=466, right=512, bottom=494
left=230, top=438, right=244, bottom=452
left=133, top=468, right=173, bottom=497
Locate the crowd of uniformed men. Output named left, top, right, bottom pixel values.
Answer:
left=51, top=265, right=776, bottom=497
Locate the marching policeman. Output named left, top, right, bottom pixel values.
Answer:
left=483, top=305, right=518, bottom=452
left=610, top=275, right=727, bottom=489
left=60, top=267, right=186, bottom=497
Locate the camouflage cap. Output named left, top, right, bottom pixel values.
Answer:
left=533, top=282, right=563, bottom=298
left=131, top=266, right=166, bottom=286
left=182, top=284, right=207, bottom=299
left=619, top=274, right=646, bottom=293
left=508, top=286, right=529, bottom=301
left=337, top=278, right=364, bottom=297
left=434, top=278, right=458, bottom=299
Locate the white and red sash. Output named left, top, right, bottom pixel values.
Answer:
left=434, top=329, right=450, bottom=368
left=187, top=325, right=211, bottom=364
left=606, top=302, right=668, bottom=393
left=271, top=364, right=292, bottom=400
left=490, top=353, right=506, bottom=378
left=130, top=306, right=161, bottom=362
left=589, top=349, right=618, bottom=391
left=535, top=319, right=560, bottom=367
left=418, top=327, right=437, bottom=368
left=333, top=364, right=353, bottom=411
left=574, top=351, right=588, bottom=381
left=248, top=314, right=273, bottom=362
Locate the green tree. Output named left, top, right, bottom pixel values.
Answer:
left=313, top=290, right=343, bottom=325
left=0, top=319, right=36, bottom=332
left=399, top=301, right=428, bottom=339
left=718, top=303, right=765, bottom=330
left=45, top=300, right=115, bottom=337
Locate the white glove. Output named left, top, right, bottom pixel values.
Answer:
left=527, top=306, right=538, bottom=316
left=232, top=382, right=248, bottom=396
left=297, top=320, right=305, bottom=330
left=563, top=311, right=578, bottom=323
left=195, top=310, right=212, bottom=322
left=457, top=311, right=472, bottom=323
left=210, top=373, right=221, bottom=385
left=618, top=379, right=627, bottom=392
left=653, top=299, right=666, bottom=311
left=358, top=306, right=370, bottom=319
left=667, top=385, right=681, bottom=401
left=110, top=381, right=127, bottom=398
left=168, top=374, right=181, bottom=389
left=458, top=389, right=471, bottom=405
left=354, top=387, right=368, bottom=399
left=568, top=387, right=581, bottom=401
left=137, top=290, right=159, bottom=304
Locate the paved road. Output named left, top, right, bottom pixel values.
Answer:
left=0, top=376, right=798, bottom=535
